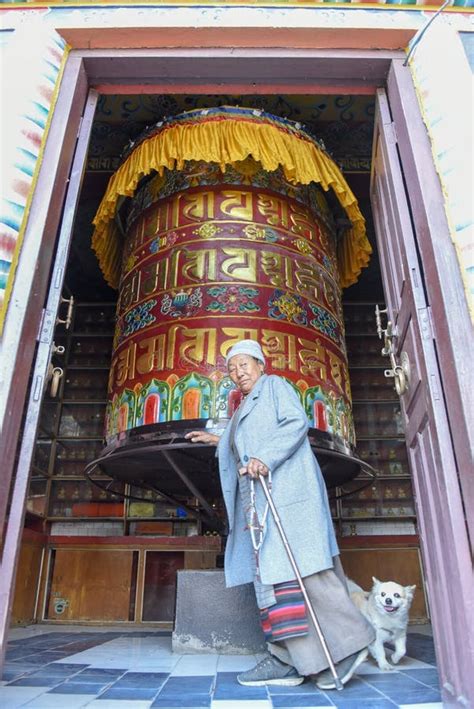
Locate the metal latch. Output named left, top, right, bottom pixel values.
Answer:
left=56, top=295, right=74, bottom=329
left=375, top=305, right=411, bottom=396
left=46, top=341, right=65, bottom=397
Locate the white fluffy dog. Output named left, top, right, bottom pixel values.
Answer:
left=348, top=577, right=416, bottom=671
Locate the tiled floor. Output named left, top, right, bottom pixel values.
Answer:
left=1, top=626, right=442, bottom=708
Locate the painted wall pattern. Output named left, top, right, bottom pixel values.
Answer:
left=0, top=25, right=68, bottom=334
left=0, top=1, right=471, bottom=8
left=85, top=95, right=376, bottom=171
left=409, top=24, right=473, bottom=320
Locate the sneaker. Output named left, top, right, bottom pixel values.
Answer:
left=237, top=655, right=304, bottom=686
left=315, top=647, right=369, bottom=690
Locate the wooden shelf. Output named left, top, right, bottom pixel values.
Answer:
left=128, top=517, right=197, bottom=522
left=339, top=499, right=412, bottom=506
left=56, top=434, right=105, bottom=440
left=34, top=300, right=417, bottom=544
left=377, top=475, right=411, bottom=479
left=70, top=332, right=114, bottom=337
left=66, top=365, right=111, bottom=370
left=40, top=435, right=105, bottom=442
left=381, top=498, right=413, bottom=503
left=47, top=534, right=221, bottom=548
left=352, top=399, right=399, bottom=404
left=50, top=475, right=117, bottom=480
left=61, top=400, right=107, bottom=404
left=356, top=435, right=406, bottom=441
left=335, top=301, right=416, bottom=535
left=48, top=516, right=125, bottom=521
left=341, top=473, right=410, bottom=478
left=340, top=515, right=416, bottom=521
left=31, top=466, right=50, bottom=478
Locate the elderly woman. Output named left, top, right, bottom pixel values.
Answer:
left=185, top=339, right=374, bottom=689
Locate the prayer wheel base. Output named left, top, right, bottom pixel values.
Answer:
left=89, top=421, right=371, bottom=504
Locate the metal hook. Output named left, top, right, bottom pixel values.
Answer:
left=375, top=306, right=410, bottom=396
left=56, top=295, right=74, bottom=329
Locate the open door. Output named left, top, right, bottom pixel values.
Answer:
left=371, top=88, right=473, bottom=706
left=0, top=90, right=99, bottom=667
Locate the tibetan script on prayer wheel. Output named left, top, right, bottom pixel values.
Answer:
left=105, top=155, right=354, bottom=451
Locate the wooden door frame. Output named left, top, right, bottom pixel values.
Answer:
left=386, top=63, right=474, bottom=543
left=371, top=86, right=473, bottom=707
left=1, top=47, right=471, bottom=701
left=0, top=47, right=401, bottom=539
left=0, top=55, right=89, bottom=538
left=6, top=46, right=471, bottom=535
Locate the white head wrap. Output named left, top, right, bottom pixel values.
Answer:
left=225, top=339, right=265, bottom=366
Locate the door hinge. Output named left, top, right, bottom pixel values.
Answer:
left=54, top=266, right=63, bottom=289
left=37, top=308, right=55, bottom=344
left=430, top=373, right=441, bottom=401
left=33, top=374, right=44, bottom=402
left=76, top=114, right=83, bottom=139
left=426, top=305, right=436, bottom=340
left=387, top=121, right=398, bottom=146
left=418, top=307, right=434, bottom=340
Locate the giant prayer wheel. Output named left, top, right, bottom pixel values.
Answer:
left=89, top=107, right=373, bottom=512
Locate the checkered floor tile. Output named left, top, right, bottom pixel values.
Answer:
left=0, top=627, right=442, bottom=708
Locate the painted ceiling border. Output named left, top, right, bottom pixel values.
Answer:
left=1, top=1, right=473, bottom=12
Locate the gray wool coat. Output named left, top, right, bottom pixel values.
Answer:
left=217, top=373, right=339, bottom=590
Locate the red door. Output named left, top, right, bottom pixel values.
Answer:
left=371, top=88, right=473, bottom=706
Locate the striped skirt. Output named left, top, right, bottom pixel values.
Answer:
left=259, top=580, right=309, bottom=643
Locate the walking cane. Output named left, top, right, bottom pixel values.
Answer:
left=258, top=474, right=343, bottom=691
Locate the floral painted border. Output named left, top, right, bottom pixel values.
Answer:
left=0, top=1, right=472, bottom=9
left=409, top=24, right=474, bottom=319
left=0, top=27, right=69, bottom=336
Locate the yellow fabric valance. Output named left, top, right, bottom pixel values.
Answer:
left=92, top=110, right=371, bottom=289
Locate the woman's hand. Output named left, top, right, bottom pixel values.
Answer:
left=239, top=457, right=269, bottom=479
left=185, top=430, right=220, bottom=446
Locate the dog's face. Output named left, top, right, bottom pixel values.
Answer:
left=371, top=577, right=416, bottom=616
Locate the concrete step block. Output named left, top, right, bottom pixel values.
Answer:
left=172, top=570, right=266, bottom=654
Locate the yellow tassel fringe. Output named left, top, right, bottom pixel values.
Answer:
left=92, top=119, right=372, bottom=289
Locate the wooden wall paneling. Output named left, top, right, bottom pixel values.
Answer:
left=128, top=550, right=139, bottom=622
left=11, top=541, right=45, bottom=625
left=340, top=547, right=428, bottom=622
left=37, top=549, right=53, bottom=622
left=142, top=551, right=185, bottom=622
left=184, top=551, right=218, bottom=570
left=46, top=549, right=134, bottom=621
left=135, top=549, right=146, bottom=623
